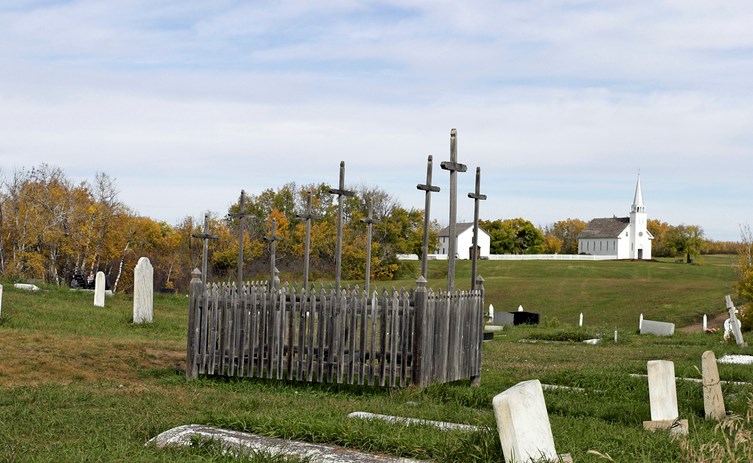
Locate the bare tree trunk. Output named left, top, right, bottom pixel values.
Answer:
left=112, top=241, right=130, bottom=293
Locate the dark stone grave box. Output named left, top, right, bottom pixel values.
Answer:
left=493, top=311, right=540, bottom=326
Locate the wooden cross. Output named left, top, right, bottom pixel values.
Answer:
left=417, top=154, right=441, bottom=279
left=360, top=201, right=380, bottom=294
left=328, top=161, right=355, bottom=291
left=468, top=167, right=487, bottom=290
left=440, top=129, right=467, bottom=291
left=227, top=190, right=252, bottom=288
left=191, top=213, right=219, bottom=289
left=264, top=217, right=283, bottom=290
left=296, top=191, right=321, bottom=291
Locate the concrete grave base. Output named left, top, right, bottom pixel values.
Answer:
left=148, top=424, right=429, bottom=462
left=642, top=419, right=689, bottom=436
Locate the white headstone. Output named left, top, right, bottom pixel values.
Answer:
left=0, top=284, right=3, bottom=318
left=647, top=360, right=678, bottom=421
left=133, top=257, right=154, bottom=324
left=643, top=360, right=688, bottom=434
left=492, top=379, right=558, bottom=463
left=489, top=304, right=494, bottom=320
left=578, top=312, right=583, bottom=327
left=93, top=271, right=106, bottom=307
left=14, top=283, right=40, bottom=291
left=701, top=351, right=726, bottom=420
left=640, top=319, right=675, bottom=337
left=639, top=313, right=643, bottom=330
left=703, top=314, right=708, bottom=332
left=517, top=305, right=524, bottom=312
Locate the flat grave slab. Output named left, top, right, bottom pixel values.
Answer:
left=148, top=424, right=429, bottom=462
left=347, top=412, right=481, bottom=432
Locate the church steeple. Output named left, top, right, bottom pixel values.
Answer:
left=632, top=174, right=645, bottom=213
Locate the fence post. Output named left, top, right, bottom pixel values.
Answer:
left=412, top=276, right=427, bottom=386
left=470, top=274, right=484, bottom=387
left=186, top=268, right=202, bottom=380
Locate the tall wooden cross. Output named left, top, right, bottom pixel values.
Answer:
left=329, top=161, right=355, bottom=292
left=417, top=155, right=440, bottom=279
left=296, top=191, right=321, bottom=291
left=190, top=213, right=219, bottom=289
left=468, top=167, right=487, bottom=290
left=360, top=200, right=380, bottom=294
left=228, top=190, right=252, bottom=289
left=264, top=218, right=283, bottom=290
left=440, top=129, right=467, bottom=292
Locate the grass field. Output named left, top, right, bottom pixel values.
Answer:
left=1, top=256, right=752, bottom=462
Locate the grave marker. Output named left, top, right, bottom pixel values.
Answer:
left=296, top=191, right=321, bottom=291
left=191, top=213, right=219, bottom=289
left=640, top=319, right=675, bottom=336
left=328, top=161, right=354, bottom=291
left=417, top=155, right=440, bottom=279
left=725, top=295, right=746, bottom=346
left=440, top=128, right=467, bottom=291
left=467, top=166, right=486, bottom=290
left=360, top=201, right=379, bottom=294
left=493, top=379, right=566, bottom=463
left=94, top=271, right=106, bottom=307
left=701, top=350, right=726, bottom=420
left=643, top=360, right=688, bottom=434
left=133, top=257, right=154, bottom=324
left=0, top=283, right=3, bottom=317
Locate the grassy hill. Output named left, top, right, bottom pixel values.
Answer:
left=1, top=255, right=752, bottom=462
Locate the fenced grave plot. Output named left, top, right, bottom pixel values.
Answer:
left=186, top=276, right=485, bottom=388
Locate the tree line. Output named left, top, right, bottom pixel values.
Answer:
left=480, top=217, right=734, bottom=261
left=0, top=165, right=435, bottom=293
left=0, top=165, right=738, bottom=293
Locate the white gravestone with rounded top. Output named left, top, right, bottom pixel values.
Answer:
left=133, top=257, right=154, bottom=324
left=0, top=283, right=3, bottom=317
left=93, top=271, right=106, bottom=307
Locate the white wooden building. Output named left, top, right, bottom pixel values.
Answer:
left=577, top=175, right=653, bottom=260
left=436, top=223, right=491, bottom=259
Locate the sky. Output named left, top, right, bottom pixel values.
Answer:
left=1, top=1, right=752, bottom=242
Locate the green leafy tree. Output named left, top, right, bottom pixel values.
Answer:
left=543, top=218, right=586, bottom=254
left=666, top=224, right=706, bottom=263
left=480, top=218, right=544, bottom=254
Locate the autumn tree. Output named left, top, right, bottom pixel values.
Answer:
left=542, top=218, right=587, bottom=254
left=480, top=218, right=545, bottom=254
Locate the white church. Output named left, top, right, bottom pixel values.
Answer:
left=577, top=175, right=653, bottom=259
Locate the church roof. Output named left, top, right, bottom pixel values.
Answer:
left=578, top=217, right=630, bottom=239
left=438, top=223, right=488, bottom=237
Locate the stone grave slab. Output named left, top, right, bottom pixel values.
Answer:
left=643, top=360, right=688, bottom=435
left=148, top=424, right=428, bottom=462
left=347, top=412, right=480, bottom=432
left=14, top=283, right=40, bottom=291
left=93, top=271, right=106, bottom=307
left=494, top=311, right=539, bottom=326
left=640, top=319, right=675, bottom=337
left=493, top=379, right=563, bottom=463
left=133, top=257, right=154, bottom=324
left=702, top=351, right=726, bottom=420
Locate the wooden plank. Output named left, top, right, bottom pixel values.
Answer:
left=389, top=289, right=399, bottom=387
left=359, top=291, right=368, bottom=385
left=368, top=291, right=377, bottom=386
left=287, top=288, right=297, bottom=381
left=246, top=285, right=258, bottom=378
left=258, top=288, right=268, bottom=378
left=347, top=289, right=358, bottom=384
left=307, top=291, right=318, bottom=382
left=378, top=288, right=388, bottom=387
left=400, top=290, right=411, bottom=387
left=198, top=285, right=210, bottom=375
left=317, top=289, right=328, bottom=382
left=267, top=290, right=277, bottom=379
left=276, top=287, right=287, bottom=380
left=297, top=288, right=307, bottom=382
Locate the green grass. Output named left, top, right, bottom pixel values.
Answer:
left=1, top=256, right=752, bottom=462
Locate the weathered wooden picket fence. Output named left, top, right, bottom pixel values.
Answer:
left=186, top=271, right=485, bottom=387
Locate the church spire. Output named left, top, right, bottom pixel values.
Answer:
left=632, top=174, right=645, bottom=213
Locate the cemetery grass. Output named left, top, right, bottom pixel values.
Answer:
left=1, top=256, right=752, bottom=462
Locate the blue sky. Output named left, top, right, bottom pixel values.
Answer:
left=1, top=1, right=752, bottom=241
